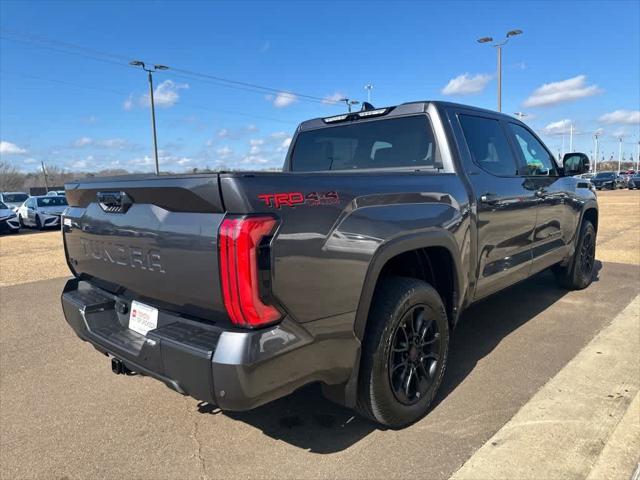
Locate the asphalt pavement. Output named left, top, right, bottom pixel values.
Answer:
left=1, top=260, right=638, bottom=479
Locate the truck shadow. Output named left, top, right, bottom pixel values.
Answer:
left=208, top=262, right=602, bottom=454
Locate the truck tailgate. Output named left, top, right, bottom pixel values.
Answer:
left=62, top=175, right=227, bottom=321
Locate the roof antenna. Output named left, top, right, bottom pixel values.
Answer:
left=360, top=102, right=375, bottom=112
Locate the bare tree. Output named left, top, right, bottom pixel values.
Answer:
left=0, top=161, right=26, bottom=191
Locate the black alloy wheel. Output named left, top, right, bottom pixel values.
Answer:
left=388, top=305, right=441, bottom=405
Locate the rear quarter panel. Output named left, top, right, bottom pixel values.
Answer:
left=220, top=171, right=471, bottom=325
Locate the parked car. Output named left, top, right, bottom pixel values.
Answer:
left=0, top=201, right=20, bottom=234
left=60, top=101, right=598, bottom=428
left=628, top=173, right=640, bottom=190
left=17, top=195, right=68, bottom=230
left=46, top=190, right=67, bottom=196
left=591, top=171, right=624, bottom=190
left=0, top=192, right=29, bottom=212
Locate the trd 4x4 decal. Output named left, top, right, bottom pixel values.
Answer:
left=258, top=191, right=339, bottom=208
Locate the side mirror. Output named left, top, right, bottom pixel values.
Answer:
left=563, top=152, right=590, bottom=176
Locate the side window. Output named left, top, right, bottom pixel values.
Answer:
left=509, top=123, right=556, bottom=176
left=458, top=115, right=518, bottom=176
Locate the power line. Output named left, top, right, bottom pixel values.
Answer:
left=0, top=28, right=339, bottom=105
left=0, top=69, right=298, bottom=125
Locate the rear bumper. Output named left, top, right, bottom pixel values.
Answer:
left=61, top=279, right=357, bottom=410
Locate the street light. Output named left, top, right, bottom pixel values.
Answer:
left=513, top=112, right=528, bottom=119
left=129, top=60, right=170, bottom=175
left=477, top=29, right=523, bottom=112
left=339, top=98, right=360, bottom=113
left=364, top=84, right=373, bottom=103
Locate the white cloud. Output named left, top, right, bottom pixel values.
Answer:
left=73, top=137, right=93, bottom=147
left=322, top=92, right=345, bottom=105
left=176, top=157, right=191, bottom=165
left=441, top=73, right=492, bottom=95
left=148, top=80, right=189, bottom=107
left=267, top=91, right=298, bottom=108
left=123, top=94, right=135, bottom=111
left=598, top=110, right=640, bottom=125
left=125, top=80, right=189, bottom=111
left=269, top=131, right=289, bottom=140
left=217, top=128, right=230, bottom=138
left=542, top=119, right=573, bottom=135
left=249, top=139, right=264, bottom=146
left=279, top=137, right=292, bottom=151
left=72, top=137, right=131, bottom=149
left=245, top=124, right=259, bottom=132
left=0, top=141, right=27, bottom=155
left=216, top=146, right=232, bottom=159
left=523, top=75, right=601, bottom=107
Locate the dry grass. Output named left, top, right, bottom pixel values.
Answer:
left=0, top=230, right=70, bottom=287
left=0, top=190, right=638, bottom=287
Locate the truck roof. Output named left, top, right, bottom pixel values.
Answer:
left=297, top=100, right=513, bottom=131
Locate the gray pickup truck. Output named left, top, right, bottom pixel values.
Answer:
left=61, top=101, right=597, bottom=427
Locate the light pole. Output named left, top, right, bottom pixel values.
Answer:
left=569, top=123, right=574, bottom=152
left=617, top=136, right=623, bottom=174
left=364, top=84, right=373, bottom=103
left=477, top=30, right=523, bottom=112
left=130, top=60, right=169, bottom=175
left=340, top=98, right=360, bottom=113
left=593, top=132, right=600, bottom=173
left=636, top=141, right=640, bottom=172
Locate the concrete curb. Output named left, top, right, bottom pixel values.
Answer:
left=450, top=295, right=640, bottom=480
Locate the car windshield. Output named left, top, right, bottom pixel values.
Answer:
left=2, top=193, right=28, bottom=202
left=36, top=197, right=68, bottom=207
left=595, top=172, right=614, bottom=179
left=290, top=115, right=440, bottom=171
left=0, top=201, right=8, bottom=209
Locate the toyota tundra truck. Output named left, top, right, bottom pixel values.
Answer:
left=61, top=101, right=597, bottom=427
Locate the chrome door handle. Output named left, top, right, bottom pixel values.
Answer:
left=480, top=193, right=499, bottom=204
left=535, top=189, right=547, bottom=198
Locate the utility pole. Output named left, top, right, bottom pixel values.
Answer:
left=569, top=123, right=574, bottom=152
left=636, top=141, right=640, bottom=172
left=129, top=60, right=169, bottom=175
left=364, top=84, right=373, bottom=103
left=40, top=160, right=49, bottom=192
left=593, top=132, right=600, bottom=173
left=477, top=29, right=523, bottom=112
left=618, top=136, right=623, bottom=174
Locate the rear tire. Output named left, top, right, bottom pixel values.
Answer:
left=357, top=276, right=449, bottom=428
left=553, top=220, right=596, bottom=290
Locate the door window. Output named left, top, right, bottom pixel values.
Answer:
left=458, top=115, right=518, bottom=176
left=509, top=123, right=556, bottom=176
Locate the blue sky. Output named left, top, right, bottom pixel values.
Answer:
left=1, top=0, right=639, bottom=173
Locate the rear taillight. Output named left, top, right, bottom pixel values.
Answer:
left=219, top=215, right=281, bottom=328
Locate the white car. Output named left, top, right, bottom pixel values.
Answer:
left=17, top=195, right=68, bottom=230
left=0, top=200, right=20, bottom=234
left=0, top=192, right=29, bottom=212
left=46, top=190, right=66, bottom=196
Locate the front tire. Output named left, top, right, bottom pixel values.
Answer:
left=357, top=277, right=449, bottom=428
left=35, top=214, right=44, bottom=230
left=554, top=220, right=596, bottom=290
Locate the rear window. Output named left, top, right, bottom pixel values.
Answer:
left=2, top=193, right=28, bottom=202
left=290, top=115, right=439, bottom=171
left=36, top=197, right=68, bottom=207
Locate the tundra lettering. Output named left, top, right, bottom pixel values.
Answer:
left=79, top=238, right=165, bottom=273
